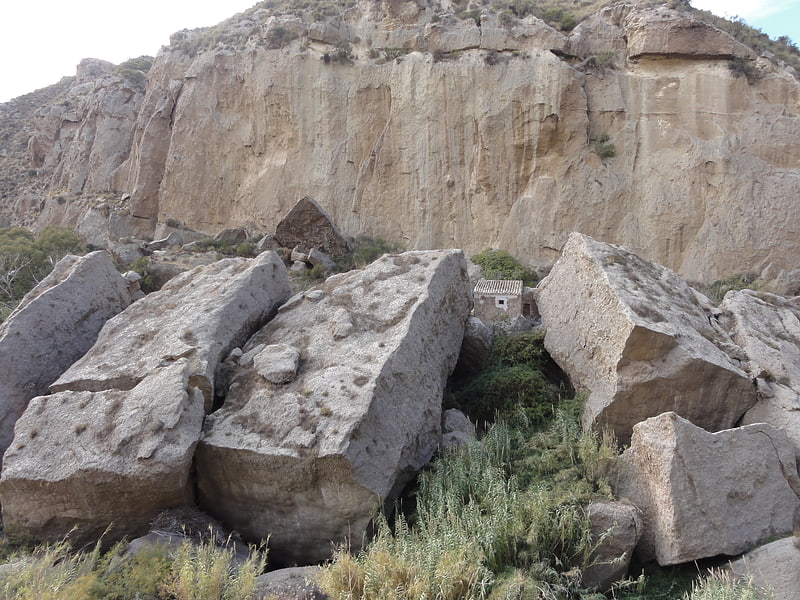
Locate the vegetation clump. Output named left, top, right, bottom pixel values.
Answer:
left=700, top=273, right=759, bottom=304
left=0, top=536, right=266, bottom=600
left=590, top=134, right=616, bottom=158
left=0, top=226, right=83, bottom=322
left=470, top=248, right=538, bottom=286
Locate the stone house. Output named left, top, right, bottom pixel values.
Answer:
left=473, top=279, right=535, bottom=322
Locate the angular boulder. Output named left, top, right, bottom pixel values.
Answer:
left=274, top=196, right=349, bottom=258
left=535, top=232, right=755, bottom=444
left=720, top=290, right=800, bottom=453
left=0, top=251, right=134, bottom=460
left=0, top=359, right=203, bottom=544
left=196, top=250, right=472, bottom=564
left=613, top=412, right=800, bottom=565
left=582, top=501, right=642, bottom=592
left=50, top=252, right=291, bottom=409
left=728, top=537, right=800, bottom=600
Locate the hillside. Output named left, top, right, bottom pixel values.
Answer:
left=1, top=0, right=799, bottom=285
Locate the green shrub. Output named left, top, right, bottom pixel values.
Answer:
left=584, top=51, right=615, bottom=71
left=590, top=134, right=616, bottom=158
left=728, top=58, right=762, bottom=83
left=383, top=47, right=408, bottom=61
left=700, top=273, right=759, bottom=304
left=128, top=257, right=157, bottom=294
left=470, top=248, right=538, bottom=286
left=234, top=243, right=258, bottom=257
left=319, top=402, right=617, bottom=600
left=265, top=25, right=298, bottom=48
left=336, top=235, right=401, bottom=271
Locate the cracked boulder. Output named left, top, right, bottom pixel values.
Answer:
left=0, top=253, right=290, bottom=544
left=720, top=290, right=800, bottom=455
left=613, top=412, right=800, bottom=565
left=274, top=196, right=349, bottom=258
left=50, top=252, right=290, bottom=410
left=0, top=251, right=134, bottom=461
left=535, top=232, right=756, bottom=444
left=0, top=359, right=203, bottom=544
left=196, top=250, right=472, bottom=564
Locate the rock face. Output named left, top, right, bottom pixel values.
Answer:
left=0, top=359, right=204, bottom=544
left=195, top=250, right=471, bottom=564
left=274, top=196, right=349, bottom=258
left=583, top=501, right=642, bottom=592
left=720, top=290, right=800, bottom=453
left=0, top=251, right=133, bottom=460
left=536, top=232, right=755, bottom=444
left=50, top=252, right=291, bottom=409
left=613, top=412, right=800, bottom=566
left=4, top=3, right=798, bottom=284
left=728, top=536, right=800, bottom=600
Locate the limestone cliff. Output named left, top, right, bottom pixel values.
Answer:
left=4, top=1, right=800, bottom=282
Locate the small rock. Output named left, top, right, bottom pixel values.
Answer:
left=253, top=344, right=301, bottom=384
left=213, top=227, right=248, bottom=245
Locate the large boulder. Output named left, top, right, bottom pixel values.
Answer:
left=720, top=290, right=800, bottom=454
left=535, top=232, right=756, bottom=444
left=50, top=252, right=291, bottom=409
left=0, top=251, right=134, bottom=461
left=196, top=250, right=472, bottom=564
left=613, top=412, right=800, bottom=566
left=0, top=359, right=203, bottom=544
left=0, top=253, right=290, bottom=544
left=728, top=536, right=800, bottom=600
left=274, top=196, right=349, bottom=258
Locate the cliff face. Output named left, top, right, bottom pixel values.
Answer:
left=7, top=1, right=800, bottom=282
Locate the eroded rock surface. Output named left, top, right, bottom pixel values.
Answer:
left=274, top=196, right=349, bottom=258
left=613, top=412, right=800, bottom=565
left=50, top=252, right=291, bottom=408
left=196, top=250, right=471, bottom=564
left=0, top=251, right=133, bottom=460
left=536, top=232, right=755, bottom=444
left=583, top=501, right=642, bottom=592
left=0, top=359, right=203, bottom=544
left=728, top=537, right=800, bottom=600
left=720, top=289, right=800, bottom=454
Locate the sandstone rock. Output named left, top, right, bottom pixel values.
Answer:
left=536, top=232, right=755, bottom=444
left=582, top=501, right=642, bottom=592
left=253, top=343, right=301, bottom=384
left=213, top=227, right=248, bottom=246
left=109, top=241, right=144, bottom=266
left=274, top=196, right=349, bottom=258
left=50, top=252, right=291, bottom=410
left=307, top=248, right=335, bottom=270
left=720, top=290, right=800, bottom=453
left=257, top=234, right=281, bottom=252
left=145, top=231, right=184, bottom=251
left=254, top=566, right=325, bottom=600
left=0, top=359, right=204, bottom=544
left=290, top=246, right=310, bottom=263
left=0, top=251, right=133, bottom=460
left=728, top=536, right=800, bottom=600
left=613, top=412, right=800, bottom=565
left=196, top=250, right=471, bottom=564
left=441, top=408, right=476, bottom=451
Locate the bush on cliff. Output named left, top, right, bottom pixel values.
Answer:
left=470, top=248, right=538, bottom=286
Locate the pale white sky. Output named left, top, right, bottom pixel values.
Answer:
left=1, top=0, right=799, bottom=103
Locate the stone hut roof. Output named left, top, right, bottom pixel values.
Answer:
left=474, top=279, right=523, bottom=295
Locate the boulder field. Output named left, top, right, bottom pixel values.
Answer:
left=0, top=235, right=799, bottom=584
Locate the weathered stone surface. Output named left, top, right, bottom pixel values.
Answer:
left=196, top=250, right=471, bottom=564
left=728, top=536, right=800, bottom=600
left=0, top=359, right=204, bottom=544
left=6, top=4, right=800, bottom=284
left=307, top=248, right=335, bottom=270
left=275, top=197, right=349, bottom=258
left=613, top=412, right=800, bottom=566
left=254, top=566, right=325, bottom=600
left=720, top=290, right=800, bottom=453
left=253, top=343, right=301, bottom=384
left=441, top=408, right=476, bottom=451
left=213, top=227, right=248, bottom=245
left=536, top=232, right=755, bottom=444
left=0, top=251, right=133, bottom=460
left=50, top=252, right=291, bottom=409
left=582, top=501, right=642, bottom=592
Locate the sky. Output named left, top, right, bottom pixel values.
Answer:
left=1, top=0, right=799, bottom=103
